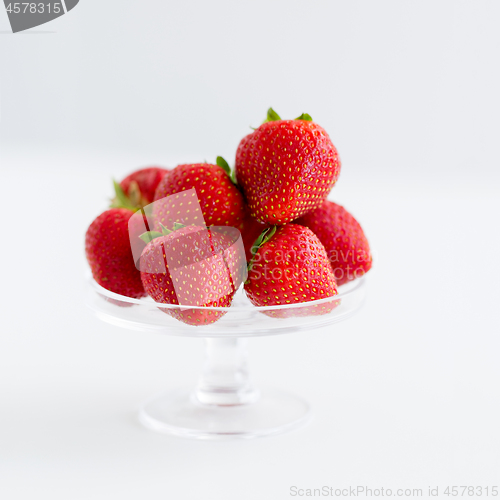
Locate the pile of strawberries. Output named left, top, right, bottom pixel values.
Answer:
left=85, top=109, right=372, bottom=326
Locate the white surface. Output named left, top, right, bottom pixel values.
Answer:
left=0, top=153, right=498, bottom=498
left=1, top=0, right=500, bottom=497
left=1, top=1, right=499, bottom=180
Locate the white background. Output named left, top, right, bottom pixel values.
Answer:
left=1, top=1, right=499, bottom=499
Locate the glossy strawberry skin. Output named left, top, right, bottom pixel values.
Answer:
left=235, top=120, right=341, bottom=224
left=244, top=224, right=338, bottom=318
left=120, top=167, right=168, bottom=207
left=85, top=208, right=146, bottom=299
left=140, top=226, right=239, bottom=326
left=153, top=164, right=245, bottom=227
left=296, top=201, right=372, bottom=285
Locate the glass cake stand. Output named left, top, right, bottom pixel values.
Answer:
left=85, top=275, right=367, bottom=439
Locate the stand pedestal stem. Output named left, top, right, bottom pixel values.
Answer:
left=139, top=338, right=310, bottom=438
left=194, top=338, right=259, bottom=406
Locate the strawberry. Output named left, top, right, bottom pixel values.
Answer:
left=237, top=214, right=269, bottom=262
left=85, top=208, right=146, bottom=299
left=235, top=108, right=341, bottom=225
left=112, top=167, right=168, bottom=210
left=296, top=201, right=372, bottom=285
left=153, top=161, right=245, bottom=227
left=244, top=224, right=338, bottom=317
left=140, top=224, right=245, bottom=325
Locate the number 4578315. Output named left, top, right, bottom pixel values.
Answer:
left=5, top=3, right=61, bottom=14
left=443, top=486, right=498, bottom=496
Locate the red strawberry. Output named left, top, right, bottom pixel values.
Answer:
left=296, top=201, right=372, bottom=285
left=244, top=224, right=338, bottom=317
left=237, top=215, right=269, bottom=262
left=235, top=109, right=341, bottom=225
left=85, top=208, right=146, bottom=299
left=140, top=225, right=245, bottom=325
left=153, top=161, right=245, bottom=227
left=113, top=167, right=168, bottom=210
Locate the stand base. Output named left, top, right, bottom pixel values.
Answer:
left=139, top=388, right=311, bottom=439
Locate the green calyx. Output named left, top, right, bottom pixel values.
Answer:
left=263, top=107, right=282, bottom=123
left=216, top=156, right=231, bottom=176
left=295, top=113, right=313, bottom=121
left=216, top=156, right=237, bottom=185
left=251, top=226, right=277, bottom=256
left=139, top=231, right=163, bottom=243
left=245, top=226, right=278, bottom=280
left=110, top=179, right=142, bottom=211
left=139, top=222, right=186, bottom=244
left=260, top=108, right=313, bottom=125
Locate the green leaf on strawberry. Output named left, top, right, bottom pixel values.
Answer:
left=245, top=225, right=277, bottom=280
left=216, top=156, right=231, bottom=176
left=251, top=226, right=277, bottom=257
left=216, top=156, right=238, bottom=185
left=295, top=113, right=313, bottom=121
left=139, top=231, right=163, bottom=244
left=118, top=167, right=168, bottom=209
left=159, top=223, right=173, bottom=235
left=263, top=107, right=281, bottom=123
left=111, top=179, right=138, bottom=211
left=140, top=221, right=185, bottom=243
